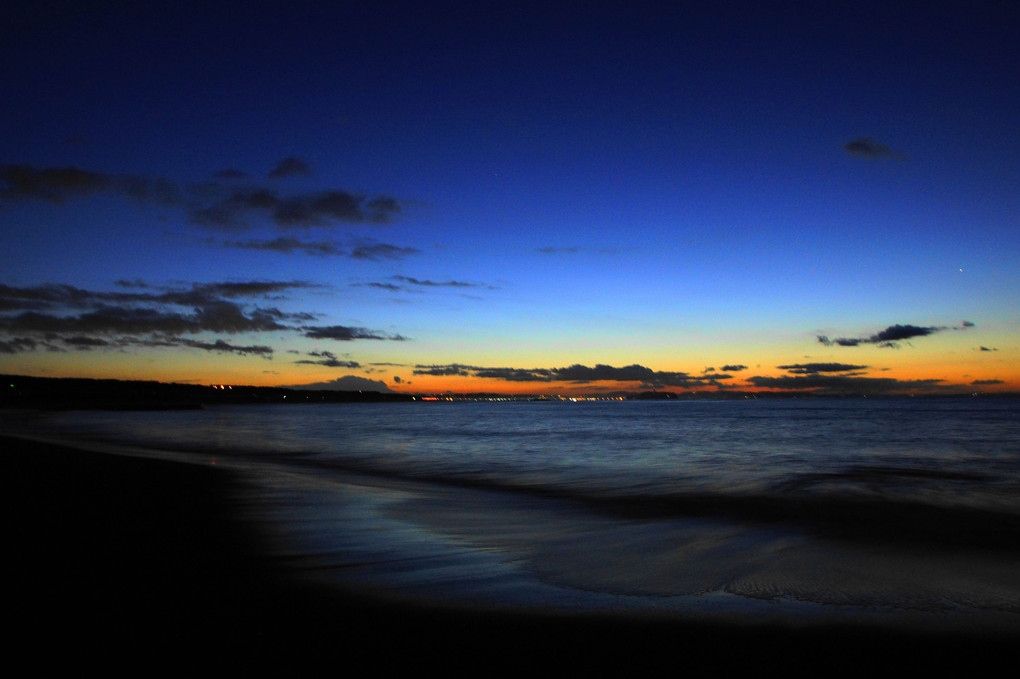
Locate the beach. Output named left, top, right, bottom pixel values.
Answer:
left=5, top=431, right=1018, bottom=673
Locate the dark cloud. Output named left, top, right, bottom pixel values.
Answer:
left=60, top=335, right=112, bottom=348
left=843, top=137, right=905, bottom=160
left=0, top=337, right=39, bottom=353
left=296, top=357, right=362, bottom=368
left=414, top=364, right=475, bottom=377
left=816, top=335, right=863, bottom=347
left=303, top=325, right=408, bottom=341
left=0, top=280, right=312, bottom=312
left=220, top=238, right=420, bottom=260
left=0, top=164, right=110, bottom=202
left=268, top=157, right=312, bottom=179
left=776, top=363, right=868, bottom=374
left=392, top=276, right=488, bottom=288
left=1, top=162, right=404, bottom=231
left=295, top=350, right=361, bottom=368
left=9, top=332, right=274, bottom=357
left=269, top=190, right=402, bottom=228
left=818, top=322, right=973, bottom=348
left=172, top=338, right=274, bottom=356
left=354, top=276, right=496, bottom=295
left=412, top=362, right=732, bottom=388
left=1, top=301, right=289, bottom=338
left=350, top=243, right=421, bottom=260
left=219, top=237, right=346, bottom=256
left=189, top=280, right=314, bottom=299
left=0, top=279, right=405, bottom=357
left=979, top=346, right=998, bottom=352
left=0, top=164, right=180, bottom=205
left=361, top=282, right=403, bottom=292
left=720, top=364, right=747, bottom=372
left=747, top=374, right=945, bottom=394
left=971, top=379, right=1004, bottom=385
left=873, top=324, right=939, bottom=342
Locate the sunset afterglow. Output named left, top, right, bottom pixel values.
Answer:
left=2, top=2, right=1017, bottom=396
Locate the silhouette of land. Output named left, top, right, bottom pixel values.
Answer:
left=1, top=374, right=413, bottom=410
left=4, top=374, right=1011, bottom=410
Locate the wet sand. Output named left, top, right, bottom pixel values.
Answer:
left=3, top=433, right=1014, bottom=673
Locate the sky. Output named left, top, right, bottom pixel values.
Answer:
left=1, top=0, right=1018, bottom=396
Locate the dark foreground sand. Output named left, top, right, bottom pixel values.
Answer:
left=3, top=433, right=1015, bottom=673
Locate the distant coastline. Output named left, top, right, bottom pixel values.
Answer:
left=0, top=374, right=414, bottom=410
left=2, top=374, right=1014, bottom=411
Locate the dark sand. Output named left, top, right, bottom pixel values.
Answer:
left=3, top=433, right=1014, bottom=672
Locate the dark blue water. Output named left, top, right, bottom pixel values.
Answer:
left=31, top=397, right=1020, bottom=509
left=10, top=397, right=1020, bottom=628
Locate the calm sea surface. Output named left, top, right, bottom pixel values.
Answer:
left=10, top=397, right=1020, bottom=628
left=27, top=397, right=1020, bottom=510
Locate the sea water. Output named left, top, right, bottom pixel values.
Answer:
left=10, top=396, right=1020, bottom=630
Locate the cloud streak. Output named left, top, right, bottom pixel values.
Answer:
left=817, top=322, right=974, bottom=348
left=412, top=362, right=738, bottom=389
left=303, top=325, right=408, bottom=341
left=356, top=276, right=498, bottom=294
left=747, top=374, right=945, bottom=393
left=843, top=137, right=905, bottom=160
left=745, top=361, right=954, bottom=395
left=216, top=237, right=420, bottom=260
left=776, top=363, right=868, bottom=374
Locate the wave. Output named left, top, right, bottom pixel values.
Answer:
left=288, top=453, right=1020, bottom=555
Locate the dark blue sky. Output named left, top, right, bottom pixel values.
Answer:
left=2, top=1, right=1017, bottom=393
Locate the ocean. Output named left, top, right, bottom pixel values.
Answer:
left=8, top=396, right=1020, bottom=633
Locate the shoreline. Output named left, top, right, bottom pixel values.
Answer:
left=3, top=432, right=1017, bottom=670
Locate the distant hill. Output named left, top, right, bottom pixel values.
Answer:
left=281, top=376, right=395, bottom=392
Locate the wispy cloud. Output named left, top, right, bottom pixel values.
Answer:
left=351, top=243, right=421, bottom=260
left=843, top=137, right=905, bottom=160
left=536, top=246, right=633, bottom=255
left=356, top=275, right=497, bottom=293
